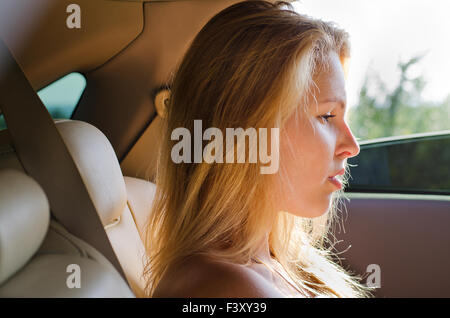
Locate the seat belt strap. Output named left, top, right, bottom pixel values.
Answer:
left=0, top=38, right=127, bottom=281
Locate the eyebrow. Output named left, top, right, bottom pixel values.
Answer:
left=318, top=99, right=347, bottom=112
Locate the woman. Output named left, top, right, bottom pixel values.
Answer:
left=143, top=0, right=371, bottom=297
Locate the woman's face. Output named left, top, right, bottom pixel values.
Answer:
left=276, top=52, right=360, bottom=218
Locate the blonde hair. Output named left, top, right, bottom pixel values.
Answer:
left=144, top=0, right=371, bottom=297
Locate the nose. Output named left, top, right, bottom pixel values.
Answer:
left=335, top=121, right=360, bottom=159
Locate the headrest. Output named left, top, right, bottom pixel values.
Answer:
left=0, top=169, right=50, bottom=285
left=55, top=120, right=127, bottom=227
left=0, top=120, right=126, bottom=227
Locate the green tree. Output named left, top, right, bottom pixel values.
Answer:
left=349, top=55, right=450, bottom=141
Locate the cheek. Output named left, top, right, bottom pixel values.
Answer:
left=280, top=119, right=335, bottom=178
left=307, top=121, right=336, bottom=168
left=276, top=119, right=336, bottom=217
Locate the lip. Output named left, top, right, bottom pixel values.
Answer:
left=329, top=168, right=345, bottom=178
left=327, top=176, right=342, bottom=190
left=327, top=168, right=345, bottom=190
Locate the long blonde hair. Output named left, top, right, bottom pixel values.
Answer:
left=144, top=0, right=371, bottom=297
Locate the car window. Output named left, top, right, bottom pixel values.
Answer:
left=346, top=131, right=450, bottom=195
left=0, top=72, right=86, bottom=130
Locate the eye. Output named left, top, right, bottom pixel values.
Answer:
left=319, top=113, right=336, bottom=123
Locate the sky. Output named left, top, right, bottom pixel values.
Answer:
left=292, top=0, right=450, bottom=109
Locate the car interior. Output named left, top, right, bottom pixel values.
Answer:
left=0, top=0, right=449, bottom=298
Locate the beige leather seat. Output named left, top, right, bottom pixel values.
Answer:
left=0, top=119, right=157, bottom=297
left=0, top=169, right=134, bottom=297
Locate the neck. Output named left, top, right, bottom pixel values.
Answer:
left=253, top=232, right=273, bottom=264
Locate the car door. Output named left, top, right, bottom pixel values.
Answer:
left=334, top=131, right=450, bottom=297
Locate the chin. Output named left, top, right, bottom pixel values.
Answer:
left=285, top=202, right=330, bottom=219
left=278, top=192, right=333, bottom=218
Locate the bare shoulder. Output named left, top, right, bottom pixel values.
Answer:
left=152, top=254, right=282, bottom=298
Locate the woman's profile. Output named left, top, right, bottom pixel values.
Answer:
left=143, top=0, right=372, bottom=298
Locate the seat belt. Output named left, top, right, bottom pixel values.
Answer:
left=0, top=38, right=127, bottom=282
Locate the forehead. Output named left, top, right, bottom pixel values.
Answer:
left=310, top=52, right=347, bottom=108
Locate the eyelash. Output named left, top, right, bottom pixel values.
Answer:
left=319, top=114, right=336, bottom=123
